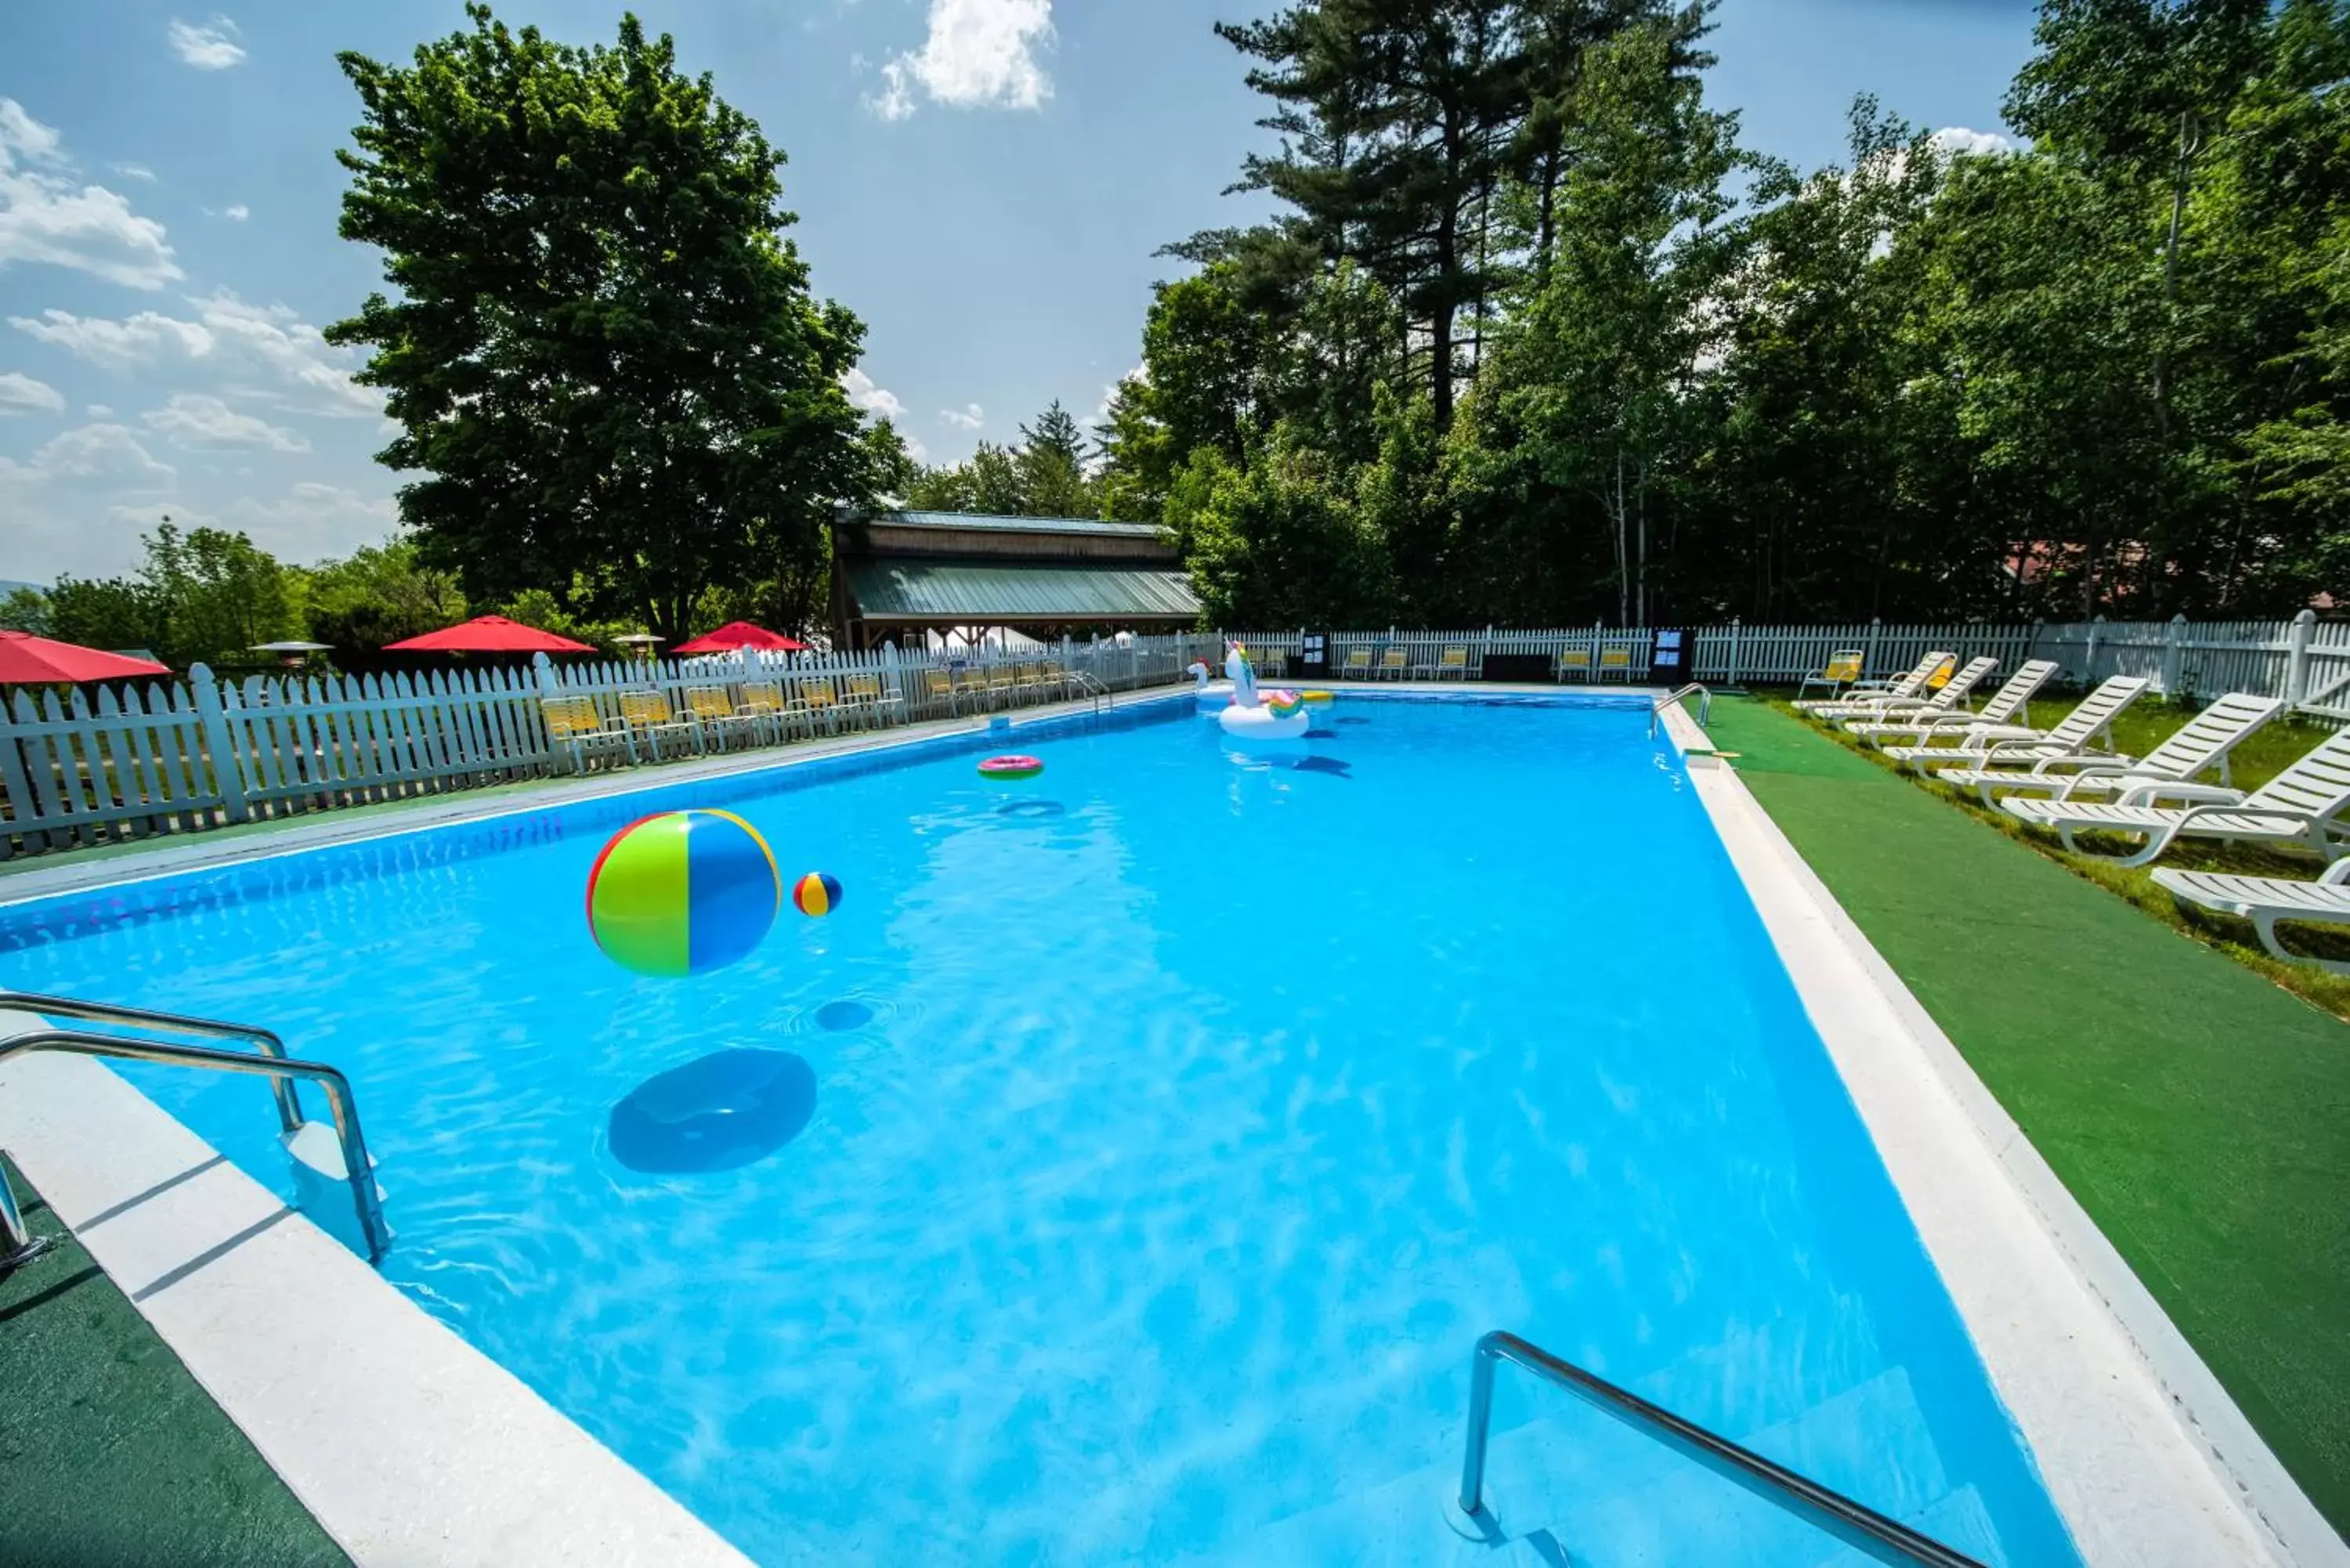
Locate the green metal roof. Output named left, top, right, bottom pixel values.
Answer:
left=851, top=510, right=1168, bottom=540
left=844, top=558, right=1201, bottom=621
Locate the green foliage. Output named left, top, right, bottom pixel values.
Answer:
left=301, top=540, right=468, bottom=650
left=902, top=399, right=1104, bottom=518
left=1112, top=0, right=2350, bottom=627
left=39, top=522, right=302, bottom=669
left=327, top=4, right=889, bottom=641
left=0, top=587, right=50, bottom=635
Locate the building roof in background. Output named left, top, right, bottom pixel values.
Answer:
left=844, top=559, right=1200, bottom=622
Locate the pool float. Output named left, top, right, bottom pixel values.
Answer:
left=978, top=753, right=1044, bottom=781
left=1217, top=644, right=1309, bottom=742
left=1301, top=690, right=1335, bottom=704
left=1188, top=659, right=1238, bottom=714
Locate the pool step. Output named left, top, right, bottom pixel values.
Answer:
left=1212, top=1366, right=1987, bottom=1567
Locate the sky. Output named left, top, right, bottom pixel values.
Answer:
left=0, top=0, right=2041, bottom=586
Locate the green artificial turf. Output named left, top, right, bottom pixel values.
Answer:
left=0, top=1157, right=349, bottom=1568
left=1704, top=697, right=2350, bottom=1540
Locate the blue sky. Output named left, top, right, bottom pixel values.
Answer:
left=0, top=0, right=2040, bottom=584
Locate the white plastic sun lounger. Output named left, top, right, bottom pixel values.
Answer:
left=1832, top=656, right=1998, bottom=732
left=2152, top=862, right=2350, bottom=974
left=1795, top=652, right=1954, bottom=717
left=1847, top=659, right=2056, bottom=747
left=1880, top=675, right=2151, bottom=774
left=1935, top=693, right=2285, bottom=807
left=2003, top=725, right=2350, bottom=868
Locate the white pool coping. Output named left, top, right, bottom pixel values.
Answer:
left=1668, top=717, right=2345, bottom=1568
left=0, top=684, right=2335, bottom=1566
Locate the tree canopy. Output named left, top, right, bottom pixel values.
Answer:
left=327, top=4, right=897, bottom=642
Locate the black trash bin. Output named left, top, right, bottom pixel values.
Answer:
left=1650, top=628, right=1693, bottom=687
left=1299, top=631, right=1332, bottom=681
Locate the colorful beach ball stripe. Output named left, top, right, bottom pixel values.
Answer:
left=794, top=871, right=843, bottom=917
left=585, top=809, right=781, bottom=977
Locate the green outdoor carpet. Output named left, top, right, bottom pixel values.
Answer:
left=0, top=1156, right=349, bottom=1568
left=1705, top=699, right=2350, bottom=1539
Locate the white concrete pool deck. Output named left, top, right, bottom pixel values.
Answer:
left=0, top=681, right=2337, bottom=1567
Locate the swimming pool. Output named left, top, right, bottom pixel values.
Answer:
left=0, top=694, right=2081, bottom=1566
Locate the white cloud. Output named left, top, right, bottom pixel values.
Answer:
left=941, top=402, right=985, bottom=431
left=9, top=291, right=381, bottom=417
left=226, top=482, right=399, bottom=563
left=0, top=370, right=63, bottom=415
left=110, top=162, right=157, bottom=182
left=1932, top=127, right=2016, bottom=159
left=0, top=422, right=179, bottom=578
left=168, top=17, right=246, bottom=70
left=142, top=392, right=307, bottom=452
left=85, top=403, right=111, bottom=417
left=1089, top=366, right=1142, bottom=430
left=0, top=99, right=181, bottom=290
left=4, top=422, right=175, bottom=487
left=873, top=0, right=1054, bottom=121
left=841, top=367, right=906, bottom=421
left=206, top=203, right=250, bottom=222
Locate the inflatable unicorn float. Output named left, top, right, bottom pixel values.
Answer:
left=1190, top=643, right=1311, bottom=742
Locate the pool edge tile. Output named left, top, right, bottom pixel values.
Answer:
left=0, top=1028, right=757, bottom=1568
left=1677, top=750, right=2341, bottom=1568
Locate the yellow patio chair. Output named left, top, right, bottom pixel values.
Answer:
left=736, top=678, right=798, bottom=742
left=1339, top=647, right=1374, bottom=680
left=540, top=695, right=633, bottom=771
left=1557, top=648, right=1594, bottom=682
left=1597, top=647, right=1633, bottom=682
left=1039, top=659, right=1075, bottom=699
left=685, top=685, right=760, bottom=752
left=923, top=667, right=960, bottom=716
left=1254, top=647, right=1287, bottom=679
left=620, top=689, right=699, bottom=759
left=847, top=673, right=905, bottom=725
left=1795, top=649, right=1867, bottom=703
left=1376, top=646, right=1409, bottom=681
left=796, top=677, right=842, bottom=734
left=986, top=664, right=1019, bottom=706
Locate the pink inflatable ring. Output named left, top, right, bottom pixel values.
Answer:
left=978, top=753, right=1044, bottom=781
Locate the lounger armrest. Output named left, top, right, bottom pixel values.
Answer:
left=2025, top=751, right=2137, bottom=775
left=2173, top=801, right=2305, bottom=833
left=2320, top=859, right=2350, bottom=887
left=2113, top=780, right=2243, bottom=809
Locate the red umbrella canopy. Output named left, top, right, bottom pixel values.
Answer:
left=672, top=620, right=808, bottom=654
left=383, top=616, right=595, bottom=654
left=0, top=630, right=172, bottom=683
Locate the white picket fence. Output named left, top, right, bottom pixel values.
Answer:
left=0, top=633, right=1209, bottom=860
left=5, top=615, right=2341, bottom=860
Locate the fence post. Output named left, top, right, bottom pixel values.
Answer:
left=2160, top=613, right=2188, bottom=696
left=1726, top=618, right=1742, bottom=685
left=2085, top=616, right=2103, bottom=682
left=2287, top=607, right=2317, bottom=707
left=1862, top=618, right=1882, bottom=680
left=189, top=663, right=250, bottom=825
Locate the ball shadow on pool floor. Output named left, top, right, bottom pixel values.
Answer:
left=609, top=1049, right=819, bottom=1175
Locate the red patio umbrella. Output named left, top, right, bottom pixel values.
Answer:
left=0, top=630, right=171, bottom=683
left=672, top=620, right=808, bottom=654
left=383, top=616, right=595, bottom=654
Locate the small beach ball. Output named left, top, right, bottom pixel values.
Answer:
left=585, top=809, right=780, bottom=977
left=793, top=872, right=843, bottom=918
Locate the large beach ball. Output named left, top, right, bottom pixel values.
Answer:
left=793, top=872, right=843, bottom=918
left=586, top=809, right=780, bottom=977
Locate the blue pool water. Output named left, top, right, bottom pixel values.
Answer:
left=0, top=695, right=2081, bottom=1566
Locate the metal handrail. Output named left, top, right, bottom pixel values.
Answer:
left=0, top=1029, right=391, bottom=1263
left=1065, top=669, right=1111, bottom=716
left=1648, top=681, right=1712, bottom=737
left=0, top=991, right=302, bottom=1134
left=1459, top=1331, right=1985, bottom=1567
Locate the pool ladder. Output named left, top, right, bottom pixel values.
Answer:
left=1460, top=1331, right=1983, bottom=1566
left=1064, top=670, right=1112, bottom=717
left=1648, top=682, right=1712, bottom=738
left=0, top=992, right=391, bottom=1266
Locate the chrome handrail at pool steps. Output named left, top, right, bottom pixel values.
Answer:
left=1459, top=1331, right=1985, bottom=1567
left=1648, top=683, right=1712, bottom=737
left=1065, top=669, right=1112, bottom=716
left=0, top=992, right=391, bottom=1264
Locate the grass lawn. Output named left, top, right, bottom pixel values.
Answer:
left=1706, top=696, right=2350, bottom=1539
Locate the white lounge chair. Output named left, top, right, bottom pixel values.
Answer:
left=1879, top=676, right=2150, bottom=774
left=2002, top=725, right=2350, bottom=868
left=1846, top=660, right=2057, bottom=748
left=1832, top=656, right=1998, bottom=733
left=1935, top=694, right=2284, bottom=807
left=2152, top=862, right=2350, bottom=974
left=1795, top=652, right=1955, bottom=717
